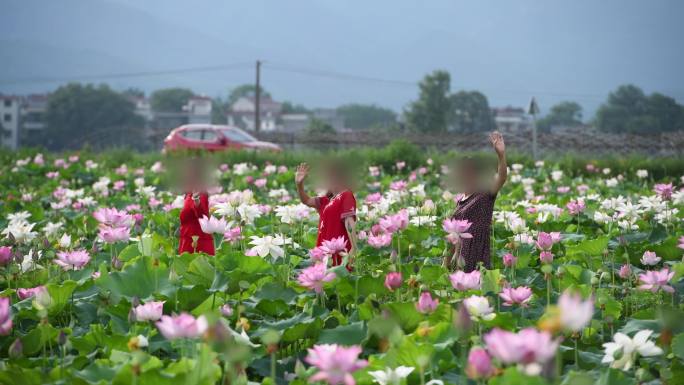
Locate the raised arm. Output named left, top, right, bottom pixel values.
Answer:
left=344, top=216, right=358, bottom=258
left=490, top=131, right=507, bottom=194
left=295, top=163, right=317, bottom=208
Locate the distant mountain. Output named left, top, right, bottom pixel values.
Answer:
left=1, top=0, right=683, bottom=116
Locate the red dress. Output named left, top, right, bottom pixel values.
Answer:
left=315, top=190, right=356, bottom=266
left=178, top=192, right=215, bottom=255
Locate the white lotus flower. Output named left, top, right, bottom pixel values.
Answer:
left=136, top=334, right=149, bottom=348
left=602, top=330, right=662, bottom=371
left=7, top=211, right=31, bottom=225
left=20, top=249, right=43, bottom=273
left=368, top=366, right=415, bottom=385
left=43, top=222, right=64, bottom=238
left=237, top=204, right=262, bottom=224
left=214, top=202, right=237, bottom=218
left=463, top=295, right=496, bottom=321
left=248, top=235, right=285, bottom=259
left=2, top=221, right=37, bottom=244
left=58, top=234, right=72, bottom=249
left=593, top=211, right=613, bottom=224
left=409, top=215, right=437, bottom=226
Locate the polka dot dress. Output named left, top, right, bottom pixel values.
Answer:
left=452, top=192, right=496, bottom=272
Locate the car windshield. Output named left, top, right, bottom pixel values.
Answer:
left=220, top=128, right=256, bottom=143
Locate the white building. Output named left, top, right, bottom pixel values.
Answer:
left=184, top=96, right=212, bottom=124
left=227, top=96, right=282, bottom=131
left=492, top=106, right=531, bottom=132
left=0, top=96, right=21, bottom=149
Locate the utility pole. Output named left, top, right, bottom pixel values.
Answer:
left=527, top=97, right=540, bottom=160
left=254, top=60, right=261, bottom=134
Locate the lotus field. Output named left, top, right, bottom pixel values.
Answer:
left=1, top=152, right=684, bottom=385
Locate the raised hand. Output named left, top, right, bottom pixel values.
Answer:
left=295, top=163, right=310, bottom=185
left=489, top=131, right=505, bottom=157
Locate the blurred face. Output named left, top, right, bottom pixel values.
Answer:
left=314, top=161, right=353, bottom=194
left=176, top=158, right=211, bottom=192
left=449, top=159, right=489, bottom=193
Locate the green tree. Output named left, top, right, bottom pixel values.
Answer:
left=646, top=93, right=684, bottom=132
left=449, top=90, right=494, bottom=132
left=121, top=87, right=145, bottom=98
left=281, top=101, right=310, bottom=114
left=305, top=118, right=336, bottom=135
left=538, top=101, right=583, bottom=131
left=405, top=70, right=451, bottom=133
left=211, top=98, right=227, bottom=124
left=150, top=87, right=194, bottom=112
left=596, top=84, right=684, bottom=133
left=45, top=83, right=145, bottom=150
left=337, top=103, right=397, bottom=130
left=227, top=84, right=271, bottom=106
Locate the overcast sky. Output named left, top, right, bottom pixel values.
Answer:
left=1, top=0, right=682, bottom=115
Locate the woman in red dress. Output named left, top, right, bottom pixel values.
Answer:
left=178, top=192, right=215, bottom=255
left=295, top=161, right=357, bottom=266
left=177, top=159, right=215, bottom=255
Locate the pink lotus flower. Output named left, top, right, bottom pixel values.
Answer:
left=17, top=286, right=47, bottom=300
left=305, top=344, right=368, bottom=385
left=416, top=292, right=439, bottom=314
left=539, top=251, right=554, bottom=264
left=466, top=347, right=494, bottom=379
left=640, top=251, right=661, bottom=266
left=322, top=236, right=348, bottom=255
left=254, top=178, right=267, bottom=188
left=297, top=263, right=336, bottom=294
left=566, top=200, right=585, bottom=215
left=618, top=264, right=632, bottom=279
left=442, top=219, right=473, bottom=244
left=98, top=226, right=130, bottom=243
left=389, top=180, right=407, bottom=191
left=134, top=301, right=164, bottom=322
left=654, top=183, right=673, bottom=200
left=155, top=313, right=208, bottom=340
left=449, top=270, right=481, bottom=291
left=384, top=272, right=403, bottom=292
left=367, top=233, right=392, bottom=248
left=221, top=304, right=233, bottom=317
left=484, top=328, right=559, bottom=373
left=54, top=249, right=91, bottom=270
left=309, top=246, right=330, bottom=263
left=223, top=227, right=242, bottom=243
left=558, top=291, right=594, bottom=332
left=499, top=286, right=532, bottom=307
left=368, top=166, right=380, bottom=177
left=0, top=297, right=12, bottom=336
left=364, top=193, right=382, bottom=205
left=535, top=232, right=560, bottom=251
left=0, top=246, right=12, bottom=266
left=93, top=208, right=134, bottom=228
left=395, top=161, right=406, bottom=170
left=679, top=236, right=684, bottom=250
left=502, top=253, right=517, bottom=268
left=638, top=268, right=675, bottom=293
left=379, top=210, right=409, bottom=233
left=198, top=215, right=230, bottom=235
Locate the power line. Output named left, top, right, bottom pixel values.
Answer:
left=0, top=61, right=253, bottom=86
left=1, top=59, right=681, bottom=103
left=263, top=62, right=419, bottom=88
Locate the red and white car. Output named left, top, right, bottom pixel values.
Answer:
left=163, top=124, right=281, bottom=153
